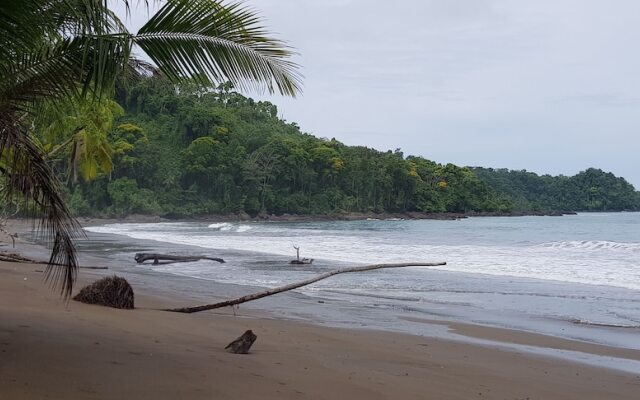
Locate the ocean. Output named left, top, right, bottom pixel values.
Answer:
left=83, top=212, right=640, bottom=352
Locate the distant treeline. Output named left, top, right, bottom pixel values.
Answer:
left=48, top=77, right=640, bottom=217
left=472, top=167, right=639, bottom=212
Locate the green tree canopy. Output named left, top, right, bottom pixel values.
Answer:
left=62, top=77, right=640, bottom=220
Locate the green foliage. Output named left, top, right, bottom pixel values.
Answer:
left=65, top=77, right=640, bottom=217
left=107, top=178, right=161, bottom=216
left=473, top=168, right=640, bottom=212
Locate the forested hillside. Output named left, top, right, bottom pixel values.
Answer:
left=473, top=167, right=640, bottom=212
left=39, top=77, right=640, bottom=217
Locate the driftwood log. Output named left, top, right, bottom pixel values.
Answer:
left=225, top=330, right=257, bottom=354
left=290, top=258, right=313, bottom=265
left=0, top=251, right=108, bottom=269
left=290, top=245, right=313, bottom=264
left=0, top=252, right=43, bottom=264
left=134, top=253, right=225, bottom=265
left=167, top=261, right=446, bottom=313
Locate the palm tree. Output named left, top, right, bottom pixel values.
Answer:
left=39, top=96, right=125, bottom=183
left=0, top=0, right=301, bottom=296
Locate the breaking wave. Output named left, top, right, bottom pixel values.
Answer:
left=207, top=222, right=252, bottom=232
left=539, top=240, right=640, bottom=252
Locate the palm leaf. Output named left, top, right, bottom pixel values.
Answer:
left=135, top=0, right=302, bottom=96
left=0, top=1, right=132, bottom=110
left=0, top=113, right=81, bottom=297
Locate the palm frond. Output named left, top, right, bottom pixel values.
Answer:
left=1, top=39, right=83, bottom=111
left=0, top=1, right=133, bottom=110
left=135, top=0, right=302, bottom=96
left=0, top=113, right=82, bottom=297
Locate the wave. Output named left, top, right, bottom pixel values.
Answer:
left=207, top=222, right=252, bottom=232
left=317, top=289, right=422, bottom=302
left=84, top=221, right=640, bottom=291
left=538, top=240, right=640, bottom=252
left=207, top=222, right=232, bottom=230
left=569, top=319, right=640, bottom=329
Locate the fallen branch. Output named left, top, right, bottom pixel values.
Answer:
left=0, top=252, right=34, bottom=263
left=0, top=251, right=108, bottom=269
left=134, top=253, right=225, bottom=265
left=167, top=261, right=446, bottom=313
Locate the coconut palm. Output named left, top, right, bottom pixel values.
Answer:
left=0, top=0, right=301, bottom=296
left=38, top=97, right=124, bottom=184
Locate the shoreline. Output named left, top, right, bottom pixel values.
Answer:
left=8, top=218, right=640, bottom=348
left=72, top=210, right=589, bottom=225
left=9, top=218, right=640, bottom=332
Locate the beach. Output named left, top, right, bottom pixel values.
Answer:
left=1, top=256, right=640, bottom=399
left=3, top=216, right=640, bottom=399
left=5, top=1, right=640, bottom=398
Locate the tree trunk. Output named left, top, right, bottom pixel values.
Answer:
left=134, top=253, right=225, bottom=264
left=167, top=261, right=446, bottom=313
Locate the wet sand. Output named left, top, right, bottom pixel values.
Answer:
left=1, top=259, right=639, bottom=399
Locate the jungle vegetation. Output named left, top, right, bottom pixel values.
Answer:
left=40, top=77, right=640, bottom=218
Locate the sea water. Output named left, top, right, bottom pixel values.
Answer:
left=84, top=213, right=640, bottom=349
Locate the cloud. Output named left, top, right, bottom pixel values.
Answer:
left=566, top=93, right=640, bottom=107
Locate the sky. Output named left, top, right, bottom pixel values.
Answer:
left=115, top=0, right=640, bottom=187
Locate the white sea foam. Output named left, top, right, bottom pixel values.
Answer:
left=539, top=240, right=640, bottom=252
left=206, top=222, right=252, bottom=232
left=207, top=222, right=232, bottom=230
left=84, top=218, right=640, bottom=291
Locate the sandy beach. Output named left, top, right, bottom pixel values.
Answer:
left=1, top=256, right=639, bottom=400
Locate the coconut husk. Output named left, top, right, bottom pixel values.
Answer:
left=73, top=276, right=134, bottom=309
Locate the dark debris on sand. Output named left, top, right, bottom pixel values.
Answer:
left=73, top=276, right=134, bottom=309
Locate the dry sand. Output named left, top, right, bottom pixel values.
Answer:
left=1, top=261, right=639, bottom=400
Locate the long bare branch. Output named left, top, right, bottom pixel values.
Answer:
left=167, top=262, right=447, bottom=313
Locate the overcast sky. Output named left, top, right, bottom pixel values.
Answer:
left=116, top=1, right=640, bottom=187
